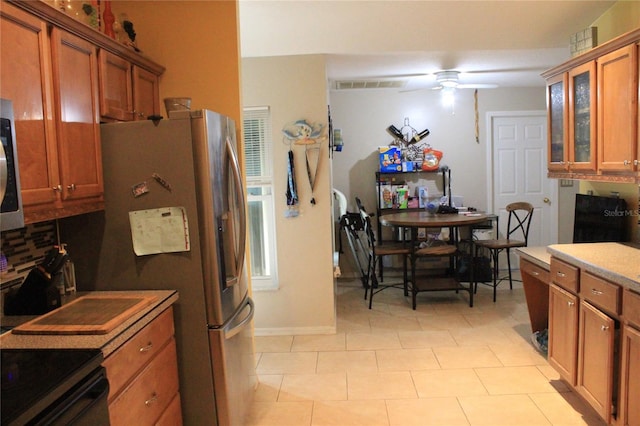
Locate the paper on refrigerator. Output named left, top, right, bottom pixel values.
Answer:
left=129, top=207, right=191, bottom=256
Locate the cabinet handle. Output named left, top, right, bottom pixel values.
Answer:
left=556, top=271, right=566, bottom=278
left=52, top=185, right=62, bottom=192
left=624, top=160, right=631, bottom=166
left=130, top=110, right=146, bottom=118
left=144, top=392, right=158, bottom=406
left=591, top=288, right=604, bottom=296
left=634, top=159, right=639, bottom=166
left=531, top=271, right=539, bottom=276
left=601, top=325, right=609, bottom=331
left=567, top=301, right=575, bottom=307
left=139, top=342, right=153, bottom=352
left=67, top=183, right=76, bottom=192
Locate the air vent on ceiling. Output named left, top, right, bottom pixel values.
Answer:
left=333, top=79, right=408, bottom=90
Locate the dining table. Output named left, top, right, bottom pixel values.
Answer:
left=379, top=211, right=496, bottom=307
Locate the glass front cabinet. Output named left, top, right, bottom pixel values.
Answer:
left=568, top=61, right=597, bottom=172
left=547, top=73, right=568, bottom=171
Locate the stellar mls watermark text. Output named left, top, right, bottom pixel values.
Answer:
left=604, top=209, right=639, bottom=217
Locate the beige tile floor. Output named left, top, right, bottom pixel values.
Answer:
left=247, top=275, right=607, bottom=426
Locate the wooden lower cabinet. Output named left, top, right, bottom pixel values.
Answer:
left=619, top=325, right=640, bottom=426
left=576, top=300, right=616, bottom=421
left=548, top=283, right=579, bottom=385
left=103, top=307, right=182, bottom=425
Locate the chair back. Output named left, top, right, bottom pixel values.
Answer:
left=505, top=202, right=534, bottom=244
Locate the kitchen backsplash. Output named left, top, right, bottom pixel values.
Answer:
left=0, top=222, right=57, bottom=295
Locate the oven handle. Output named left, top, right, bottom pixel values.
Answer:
left=33, top=368, right=110, bottom=425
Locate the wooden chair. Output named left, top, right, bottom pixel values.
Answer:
left=358, top=207, right=410, bottom=309
left=473, top=201, right=534, bottom=302
left=411, top=236, right=467, bottom=309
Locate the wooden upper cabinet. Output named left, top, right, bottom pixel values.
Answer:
left=568, top=61, right=597, bottom=172
left=597, top=44, right=639, bottom=172
left=50, top=27, right=103, bottom=204
left=133, top=66, right=160, bottom=120
left=0, top=2, right=59, bottom=209
left=99, top=50, right=133, bottom=121
left=547, top=73, right=568, bottom=171
left=99, top=50, right=161, bottom=122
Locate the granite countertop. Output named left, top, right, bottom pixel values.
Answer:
left=547, top=242, right=640, bottom=292
left=516, top=246, right=551, bottom=270
left=517, top=243, right=640, bottom=292
left=0, top=290, right=179, bottom=357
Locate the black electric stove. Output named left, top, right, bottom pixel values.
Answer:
left=1, top=348, right=107, bottom=425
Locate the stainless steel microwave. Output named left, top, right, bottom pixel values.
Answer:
left=1, top=98, right=24, bottom=231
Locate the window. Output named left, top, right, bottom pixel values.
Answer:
left=243, top=107, right=278, bottom=290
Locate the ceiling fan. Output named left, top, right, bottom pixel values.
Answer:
left=431, top=70, right=498, bottom=90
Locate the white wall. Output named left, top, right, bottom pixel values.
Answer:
left=242, top=55, right=336, bottom=335
left=330, top=86, right=555, bottom=275
left=330, top=87, right=547, bottom=213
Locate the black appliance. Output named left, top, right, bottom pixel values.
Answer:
left=573, top=193, right=628, bottom=243
left=1, top=348, right=109, bottom=425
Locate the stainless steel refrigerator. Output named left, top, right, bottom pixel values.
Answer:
left=60, top=110, right=257, bottom=426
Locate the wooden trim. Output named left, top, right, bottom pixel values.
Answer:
left=7, top=0, right=165, bottom=75
left=542, top=28, right=640, bottom=79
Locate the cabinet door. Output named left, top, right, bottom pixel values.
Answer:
left=133, top=66, right=160, bottom=120
left=50, top=27, right=103, bottom=202
left=547, top=73, right=568, bottom=171
left=619, top=325, right=640, bottom=426
left=548, top=284, right=579, bottom=385
left=0, top=2, right=60, bottom=209
left=568, top=61, right=597, bottom=172
left=98, top=50, right=133, bottom=121
left=597, top=44, right=638, bottom=171
left=577, top=300, right=616, bottom=422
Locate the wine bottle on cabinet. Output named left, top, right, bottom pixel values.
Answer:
left=386, top=125, right=404, bottom=141
left=409, top=128, right=430, bottom=144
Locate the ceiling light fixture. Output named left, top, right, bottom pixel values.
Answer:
left=435, top=71, right=460, bottom=88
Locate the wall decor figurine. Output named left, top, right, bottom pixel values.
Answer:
left=282, top=119, right=325, bottom=145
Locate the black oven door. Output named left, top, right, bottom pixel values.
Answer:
left=30, top=367, right=110, bottom=426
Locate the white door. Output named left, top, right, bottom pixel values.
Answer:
left=487, top=112, right=557, bottom=268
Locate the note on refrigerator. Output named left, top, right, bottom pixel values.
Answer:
left=129, top=207, right=191, bottom=256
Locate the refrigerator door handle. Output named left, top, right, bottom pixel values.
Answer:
left=223, top=297, right=255, bottom=340
left=226, top=135, right=247, bottom=285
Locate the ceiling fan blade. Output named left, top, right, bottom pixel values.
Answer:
left=457, top=83, right=499, bottom=89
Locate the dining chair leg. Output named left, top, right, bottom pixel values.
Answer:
left=410, top=253, right=417, bottom=310
left=506, top=248, right=513, bottom=289
left=491, top=249, right=500, bottom=303
left=403, top=255, right=409, bottom=296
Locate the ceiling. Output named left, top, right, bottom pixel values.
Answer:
left=238, top=0, right=616, bottom=90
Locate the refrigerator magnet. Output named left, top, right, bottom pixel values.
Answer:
left=152, top=173, right=172, bottom=192
left=132, top=182, right=149, bottom=198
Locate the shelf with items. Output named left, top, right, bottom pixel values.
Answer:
left=375, top=168, right=450, bottom=243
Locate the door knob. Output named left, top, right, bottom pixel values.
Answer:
left=543, top=197, right=550, bottom=204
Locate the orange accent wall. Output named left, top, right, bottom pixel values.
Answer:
left=112, top=1, right=242, bottom=124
